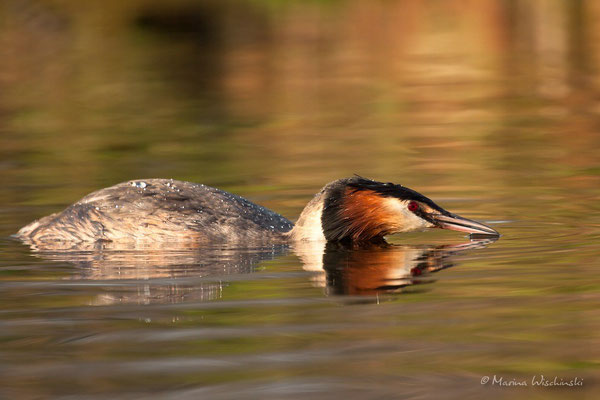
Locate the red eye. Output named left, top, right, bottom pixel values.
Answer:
left=408, top=201, right=419, bottom=212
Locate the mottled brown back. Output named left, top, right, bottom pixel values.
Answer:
left=17, top=179, right=294, bottom=245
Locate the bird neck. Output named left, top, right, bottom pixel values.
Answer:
left=287, top=183, right=395, bottom=243
left=288, top=190, right=327, bottom=242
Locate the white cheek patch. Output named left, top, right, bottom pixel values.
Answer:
left=403, top=209, right=433, bottom=232
left=382, top=198, right=433, bottom=233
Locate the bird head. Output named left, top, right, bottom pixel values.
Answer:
left=316, top=177, right=498, bottom=242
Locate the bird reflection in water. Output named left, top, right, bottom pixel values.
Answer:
left=24, top=241, right=290, bottom=304
left=319, top=239, right=496, bottom=296
left=22, top=237, right=497, bottom=304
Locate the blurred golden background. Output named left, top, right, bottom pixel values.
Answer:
left=1, top=1, right=598, bottom=399
left=1, top=1, right=598, bottom=210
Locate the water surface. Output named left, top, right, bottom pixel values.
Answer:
left=1, top=1, right=599, bottom=398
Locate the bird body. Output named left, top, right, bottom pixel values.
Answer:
left=17, top=177, right=498, bottom=246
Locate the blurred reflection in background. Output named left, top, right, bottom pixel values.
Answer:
left=1, top=0, right=598, bottom=208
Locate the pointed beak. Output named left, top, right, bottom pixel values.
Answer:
left=431, top=212, right=499, bottom=236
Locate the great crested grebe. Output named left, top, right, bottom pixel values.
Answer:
left=16, top=176, right=498, bottom=245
